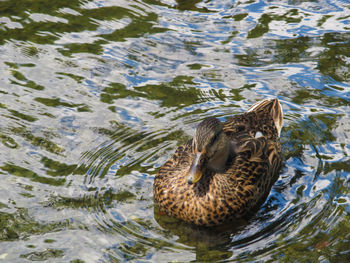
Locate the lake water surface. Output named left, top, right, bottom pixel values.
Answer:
left=0, top=0, right=349, bottom=262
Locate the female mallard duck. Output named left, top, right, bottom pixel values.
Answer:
left=153, top=98, right=283, bottom=226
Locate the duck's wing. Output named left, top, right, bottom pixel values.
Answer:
left=247, top=98, right=283, bottom=137
left=238, top=135, right=282, bottom=175
left=225, top=134, right=282, bottom=208
left=224, top=98, right=283, bottom=140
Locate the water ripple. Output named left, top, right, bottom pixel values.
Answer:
left=0, top=0, right=349, bottom=262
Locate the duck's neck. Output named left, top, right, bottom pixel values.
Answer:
left=208, top=140, right=232, bottom=173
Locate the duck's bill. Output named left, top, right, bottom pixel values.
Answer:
left=188, top=152, right=203, bottom=184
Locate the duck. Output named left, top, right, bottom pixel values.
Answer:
left=153, top=98, right=283, bottom=226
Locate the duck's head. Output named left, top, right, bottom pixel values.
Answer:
left=188, top=117, right=231, bottom=185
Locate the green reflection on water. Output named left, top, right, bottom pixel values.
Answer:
left=0, top=207, right=70, bottom=241
left=175, top=0, right=208, bottom=12
left=56, top=72, right=84, bottom=83
left=20, top=249, right=64, bottom=261
left=271, top=213, right=350, bottom=262
left=101, top=76, right=200, bottom=108
left=318, top=32, right=350, bottom=82
left=58, top=42, right=105, bottom=57
left=6, top=63, right=45, bottom=90
left=1, top=163, right=66, bottom=186
left=9, top=126, right=63, bottom=154
left=40, top=156, right=77, bottom=177
left=0, top=133, right=18, bottom=149
left=8, top=109, right=38, bottom=122
left=98, top=12, right=167, bottom=42
left=248, top=9, right=302, bottom=39
left=238, top=30, right=350, bottom=83
left=0, top=0, right=167, bottom=52
left=48, top=188, right=136, bottom=212
left=35, top=97, right=91, bottom=112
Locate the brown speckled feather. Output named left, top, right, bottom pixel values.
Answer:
left=153, top=99, right=283, bottom=226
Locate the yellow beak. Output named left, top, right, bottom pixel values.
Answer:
left=188, top=152, right=203, bottom=184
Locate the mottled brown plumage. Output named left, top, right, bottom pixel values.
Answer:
left=153, top=99, right=283, bottom=226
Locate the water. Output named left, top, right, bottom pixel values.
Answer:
left=0, top=0, right=349, bottom=262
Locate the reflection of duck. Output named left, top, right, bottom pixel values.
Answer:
left=154, top=99, right=283, bottom=226
left=153, top=206, right=236, bottom=261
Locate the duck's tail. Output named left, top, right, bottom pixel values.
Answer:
left=247, top=98, right=283, bottom=137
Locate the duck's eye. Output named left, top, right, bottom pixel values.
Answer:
left=237, top=125, right=245, bottom=132
left=209, top=132, right=220, bottom=147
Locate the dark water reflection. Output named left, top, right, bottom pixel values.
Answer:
left=0, top=0, right=349, bottom=262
